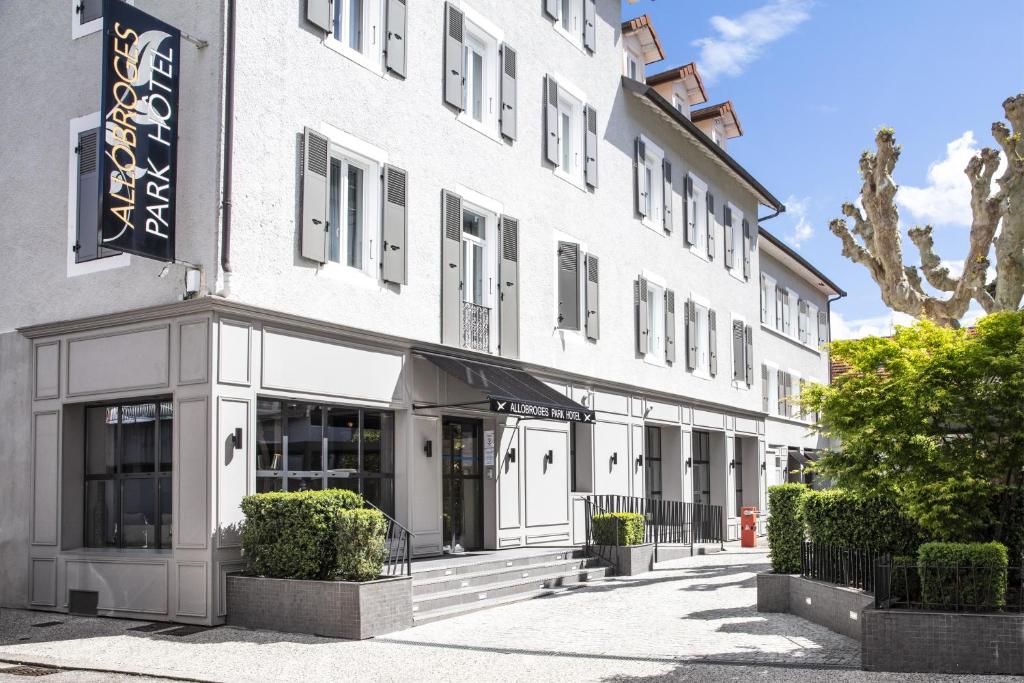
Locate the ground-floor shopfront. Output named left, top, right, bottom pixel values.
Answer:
left=3, top=299, right=769, bottom=625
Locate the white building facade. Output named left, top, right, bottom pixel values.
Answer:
left=0, top=0, right=842, bottom=625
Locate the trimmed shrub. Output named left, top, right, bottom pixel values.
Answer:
left=918, top=541, right=1008, bottom=610
left=336, top=508, right=388, bottom=582
left=592, top=512, right=645, bottom=546
left=240, top=489, right=368, bottom=580
left=767, top=484, right=807, bottom=574
left=889, top=555, right=919, bottom=604
left=802, top=489, right=922, bottom=554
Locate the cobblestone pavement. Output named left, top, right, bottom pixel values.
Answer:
left=0, top=548, right=1015, bottom=682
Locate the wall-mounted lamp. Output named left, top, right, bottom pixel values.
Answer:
left=230, top=427, right=243, bottom=449
left=643, top=405, right=654, bottom=417
left=508, top=447, right=517, bottom=463
left=760, top=460, right=767, bottom=472
left=685, top=457, right=692, bottom=469
left=636, top=453, right=643, bottom=468
left=545, top=450, right=554, bottom=465
left=423, top=440, right=433, bottom=458
left=611, top=451, right=618, bottom=465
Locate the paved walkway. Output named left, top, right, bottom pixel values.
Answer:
left=0, top=548, right=1013, bottom=682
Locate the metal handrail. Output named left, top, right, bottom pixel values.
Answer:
left=364, top=500, right=415, bottom=577
left=578, top=496, right=621, bottom=575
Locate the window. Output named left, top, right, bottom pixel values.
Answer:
left=456, top=11, right=501, bottom=137
left=326, top=0, right=383, bottom=71
left=554, top=88, right=585, bottom=186
left=762, top=362, right=779, bottom=416
left=255, top=399, right=395, bottom=515
left=791, top=372, right=803, bottom=420
left=462, top=208, right=490, bottom=307
left=647, top=281, right=665, bottom=358
left=555, top=0, right=584, bottom=47
left=760, top=274, right=776, bottom=325
left=692, top=431, right=711, bottom=506
left=726, top=203, right=744, bottom=278
left=797, top=300, right=810, bottom=343
left=325, top=142, right=379, bottom=275
left=645, top=426, right=662, bottom=499
left=84, top=401, right=173, bottom=549
left=687, top=174, right=709, bottom=256
left=72, top=0, right=107, bottom=39
left=640, top=137, right=665, bottom=231
left=734, top=438, right=744, bottom=517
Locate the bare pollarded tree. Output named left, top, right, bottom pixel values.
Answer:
left=829, top=94, right=1023, bottom=327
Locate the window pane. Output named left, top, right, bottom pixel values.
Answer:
left=560, top=110, right=572, bottom=169
left=362, top=411, right=394, bottom=474
left=256, top=400, right=283, bottom=471
left=471, top=49, right=483, bottom=121
left=561, top=0, right=572, bottom=31
left=326, top=406, right=359, bottom=471
left=347, top=164, right=363, bottom=269
left=332, top=0, right=343, bottom=41
left=159, top=476, right=172, bottom=548
left=348, top=0, right=363, bottom=51
left=363, top=477, right=395, bottom=517
left=121, top=403, right=157, bottom=474
left=471, top=243, right=483, bottom=305
left=159, top=402, right=173, bottom=472
left=647, top=296, right=658, bottom=355
left=288, top=477, right=323, bottom=492
left=328, top=158, right=342, bottom=263
left=122, top=478, right=156, bottom=549
left=256, top=477, right=283, bottom=493
left=645, top=167, right=653, bottom=216
left=86, top=406, right=117, bottom=476
left=327, top=477, right=359, bottom=495
left=85, top=479, right=117, bottom=548
left=463, top=209, right=485, bottom=239
left=286, top=403, right=323, bottom=471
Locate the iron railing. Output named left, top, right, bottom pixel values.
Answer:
left=800, top=542, right=880, bottom=593
left=875, top=557, right=1023, bottom=613
left=363, top=500, right=414, bottom=577
left=580, top=496, right=621, bottom=575
left=462, top=301, right=490, bottom=352
left=587, top=495, right=725, bottom=554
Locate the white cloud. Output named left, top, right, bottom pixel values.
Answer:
left=692, top=0, right=813, bottom=83
left=830, top=310, right=916, bottom=340
left=898, top=131, right=987, bottom=227
left=781, top=195, right=814, bottom=248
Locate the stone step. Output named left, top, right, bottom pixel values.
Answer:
left=411, top=565, right=611, bottom=616
left=412, top=549, right=589, bottom=582
left=412, top=557, right=606, bottom=596
left=411, top=585, right=582, bottom=626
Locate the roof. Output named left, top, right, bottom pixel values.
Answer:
left=646, top=63, right=708, bottom=105
left=759, top=227, right=847, bottom=297
left=621, top=14, right=665, bottom=64
left=620, top=76, right=785, bottom=212
left=692, top=100, right=744, bottom=138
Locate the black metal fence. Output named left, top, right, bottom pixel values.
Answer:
left=581, top=496, right=621, bottom=574
left=588, top=495, right=725, bottom=549
left=875, top=559, right=1024, bottom=613
left=365, top=500, right=414, bottom=576
left=800, top=541, right=880, bottom=592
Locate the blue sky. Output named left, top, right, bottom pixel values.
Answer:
left=623, top=0, right=1024, bottom=337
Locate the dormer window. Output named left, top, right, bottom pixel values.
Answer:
left=692, top=101, right=744, bottom=149
left=621, top=15, right=665, bottom=79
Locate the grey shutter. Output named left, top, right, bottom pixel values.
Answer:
left=584, top=106, right=598, bottom=188
left=585, top=254, right=600, bottom=341
left=742, top=219, right=751, bottom=278
left=762, top=365, right=770, bottom=412
left=79, top=0, right=102, bottom=24
left=544, top=75, right=560, bottom=165
left=444, top=3, right=465, bottom=110
left=706, top=192, right=715, bottom=259
left=683, top=176, right=695, bottom=245
left=634, top=138, right=647, bottom=217
left=782, top=289, right=791, bottom=334
left=798, top=300, right=809, bottom=342
left=306, top=0, right=331, bottom=33
left=557, top=242, right=580, bottom=330
left=731, top=320, right=744, bottom=381
left=499, top=215, right=520, bottom=358
left=636, top=278, right=649, bottom=355
left=785, top=372, right=794, bottom=416
left=500, top=44, right=517, bottom=140
left=583, top=0, right=596, bottom=52
left=708, top=308, right=718, bottom=376
left=685, top=301, right=697, bottom=370
left=74, top=128, right=101, bottom=263
left=817, top=309, right=829, bottom=346
left=775, top=285, right=786, bottom=329
left=381, top=164, right=407, bottom=284
left=441, top=190, right=463, bottom=345
left=665, top=289, right=676, bottom=363
left=744, top=324, right=754, bottom=386
left=544, top=0, right=558, bottom=19
left=724, top=205, right=734, bottom=268
left=301, top=127, right=329, bottom=263
left=385, top=0, right=407, bottom=78
left=777, top=369, right=785, bottom=415
left=662, top=159, right=673, bottom=232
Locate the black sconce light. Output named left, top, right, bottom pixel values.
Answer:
left=508, top=447, right=517, bottom=463
left=685, top=457, right=692, bottom=469
left=545, top=450, right=554, bottom=465
left=611, top=451, right=618, bottom=465
left=230, top=427, right=243, bottom=449
left=636, top=453, right=644, bottom=468
left=423, top=440, right=433, bottom=458
left=760, top=460, right=767, bottom=472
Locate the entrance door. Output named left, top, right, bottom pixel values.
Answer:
left=644, top=426, right=662, bottom=499
left=692, top=430, right=711, bottom=505
left=442, top=419, right=484, bottom=551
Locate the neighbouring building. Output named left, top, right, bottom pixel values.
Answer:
left=0, top=0, right=843, bottom=625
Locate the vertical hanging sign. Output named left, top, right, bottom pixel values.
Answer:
left=98, top=0, right=180, bottom=262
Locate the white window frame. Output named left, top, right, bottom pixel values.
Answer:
left=456, top=185, right=502, bottom=352
left=789, top=369, right=803, bottom=421
left=554, top=0, right=584, bottom=50
left=787, top=287, right=799, bottom=340
left=731, top=313, right=750, bottom=391
left=640, top=136, right=664, bottom=233
left=644, top=271, right=667, bottom=367
left=455, top=5, right=503, bottom=141
left=764, top=360, right=780, bottom=416
left=71, top=0, right=134, bottom=40
left=689, top=292, right=712, bottom=379
left=551, top=75, right=587, bottom=190
left=671, top=84, right=690, bottom=119
left=551, top=230, right=588, bottom=343
left=67, top=112, right=131, bottom=278
left=726, top=203, right=745, bottom=282
left=760, top=273, right=776, bottom=325
left=807, top=302, right=820, bottom=348
left=688, top=174, right=709, bottom=260
left=324, top=0, right=385, bottom=75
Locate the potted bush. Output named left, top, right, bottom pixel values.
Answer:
left=226, top=489, right=412, bottom=639
left=592, top=511, right=652, bottom=576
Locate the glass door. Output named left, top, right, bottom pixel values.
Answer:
left=692, top=430, right=711, bottom=505
left=442, top=419, right=484, bottom=552
left=644, top=426, right=662, bottom=499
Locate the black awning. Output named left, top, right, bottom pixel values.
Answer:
left=788, top=447, right=815, bottom=465
left=415, top=351, right=594, bottom=423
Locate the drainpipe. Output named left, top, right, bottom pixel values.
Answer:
left=215, top=0, right=236, bottom=297
left=826, top=292, right=846, bottom=382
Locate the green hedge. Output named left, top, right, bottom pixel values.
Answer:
left=766, top=484, right=807, bottom=574
left=802, top=489, right=922, bottom=554
left=592, top=512, right=645, bottom=546
left=918, top=542, right=1008, bottom=609
left=240, top=489, right=386, bottom=581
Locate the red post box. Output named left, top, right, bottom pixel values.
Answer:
left=741, top=506, right=758, bottom=547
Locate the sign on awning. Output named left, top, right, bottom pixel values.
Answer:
left=98, top=0, right=180, bottom=262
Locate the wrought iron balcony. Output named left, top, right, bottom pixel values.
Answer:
left=462, top=301, right=490, bottom=352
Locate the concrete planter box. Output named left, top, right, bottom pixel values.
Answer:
left=226, top=574, right=412, bottom=640
left=756, top=572, right=792, bottom=613
left=862, top=609, right=1024, bottom=675
left=595, top=543, right=654, bottom=576
left=756, top=573, right=873, bottom=641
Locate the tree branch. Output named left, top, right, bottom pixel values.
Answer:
left=907, top=225, right=959, bottom=292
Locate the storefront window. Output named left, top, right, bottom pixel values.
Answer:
left=255, top=399, right=395, bottom=515
left=692, top=430, right=711, bottom=506
left=84, top=401, right=173, bottom=549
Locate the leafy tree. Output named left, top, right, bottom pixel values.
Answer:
left=801, top=311, right=1024, bottom=549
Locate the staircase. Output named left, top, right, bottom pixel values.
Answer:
left=411, top=548, right=612, bottom=625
